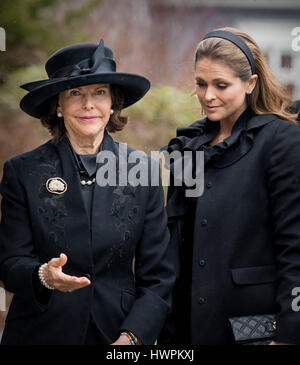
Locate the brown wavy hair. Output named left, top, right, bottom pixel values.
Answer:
left=195, top=27, right=298, bottom=124
left=41, top=85, right=128, bottom=143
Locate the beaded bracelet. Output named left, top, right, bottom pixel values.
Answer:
left=128, top=331, right=142, bottom=345
left=120, top=332, right=137, bottom=345
left=38, top=263, right=55, bottom=290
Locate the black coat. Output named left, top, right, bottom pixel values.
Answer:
left=0, top=133, right=175, bottom=345
left=159, top=111, right=300, bottom=345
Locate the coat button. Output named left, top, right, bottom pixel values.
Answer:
left=199, top=259, right=205, bottom=267
left=85, top=273, right=91, bottom=280
left=198, top=297, right=205, bottom=304
left=201, top=219, right=208, bottom=226
left=206, top=181, right=212, bottom=188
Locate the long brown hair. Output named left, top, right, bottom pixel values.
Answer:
left=195, top=27, right=297, bottom=124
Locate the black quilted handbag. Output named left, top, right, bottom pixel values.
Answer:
left=228, top=314, right=276, bottom=345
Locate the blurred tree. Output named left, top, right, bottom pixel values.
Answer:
left=117, top=85, right=202, bottom=153
left=0, top=0, right=58, bottom=82
left=0, top=0, right=103, bottom=83
left=0, top=0, right=60, bottom=49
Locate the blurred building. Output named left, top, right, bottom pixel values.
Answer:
left=150, top=0, right=300, bottom=99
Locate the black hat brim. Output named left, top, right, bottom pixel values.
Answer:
left=20, top=73, right=150, bottom=118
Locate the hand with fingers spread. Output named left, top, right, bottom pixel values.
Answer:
left=41, top=253, right=91, bottom=292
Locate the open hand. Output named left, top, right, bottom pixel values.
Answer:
left=42, top=253, right=91, bottom=292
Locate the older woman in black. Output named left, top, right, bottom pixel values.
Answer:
left=159, top=27, right=300, bottom=345
left=0, top=39, right=175, bottom=345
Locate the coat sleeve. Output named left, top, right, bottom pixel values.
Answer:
left=0, top=159, right=50, bottom=310
left=267, top=120, right=300, bottom=343
left=120, top=158, right=176, bottom=344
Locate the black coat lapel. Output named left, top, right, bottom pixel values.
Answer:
left=91, top=132, right=118, bottom=235
left=54, top=137, right=93, bottom=274
left=55, top=137, right=89, bottom=217
left=213, top=113, right=278, bottom=168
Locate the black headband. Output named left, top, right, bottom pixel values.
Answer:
left=202, top=30, right=255, bottom=74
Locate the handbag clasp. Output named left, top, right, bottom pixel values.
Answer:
left=265, top=320, right=277, bottom=332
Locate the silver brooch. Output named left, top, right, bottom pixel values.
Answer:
left=46, top=177, right=68, bottom=195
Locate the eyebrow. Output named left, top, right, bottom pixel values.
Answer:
left=74, top=84, right=110, bottom=90
left=195, top=77, right=228, bottom=82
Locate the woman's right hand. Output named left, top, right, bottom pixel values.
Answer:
left=42, top=253, right=91, bottom=292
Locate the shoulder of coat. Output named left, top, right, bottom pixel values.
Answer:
left=7, top=139, right=54, bottom=167
left=248, top=113, right=299, bottom=132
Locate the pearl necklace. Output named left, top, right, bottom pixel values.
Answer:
left=80, top=177, right=96, bottom=186
left=68, top=142, right=98, bottom=187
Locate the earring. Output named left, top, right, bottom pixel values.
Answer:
left=110, top=109, right=114, bottom=115
left=57, top=111, right=63, bottom=118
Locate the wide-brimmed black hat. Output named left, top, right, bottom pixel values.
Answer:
left=20, top=39, right=150, bottom=118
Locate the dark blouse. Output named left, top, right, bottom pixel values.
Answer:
left=76, top=152, right=98, bottom=218
left=201, top=107, right=254, bottom=165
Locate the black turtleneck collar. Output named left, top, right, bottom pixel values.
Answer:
left=65, top=136, right=102, bottom=178
left=205, top=107, right=254, bottom=137
left=77, top=153, right=98, bottom=177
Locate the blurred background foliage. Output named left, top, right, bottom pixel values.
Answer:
left=0, top=0, right=104, bottom=72
left=121, top=86, right=201, bottom=153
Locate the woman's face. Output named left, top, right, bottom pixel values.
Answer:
left=195, top=58, right=256, bottom=124
left=57, top=83, right=112, bottom=140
